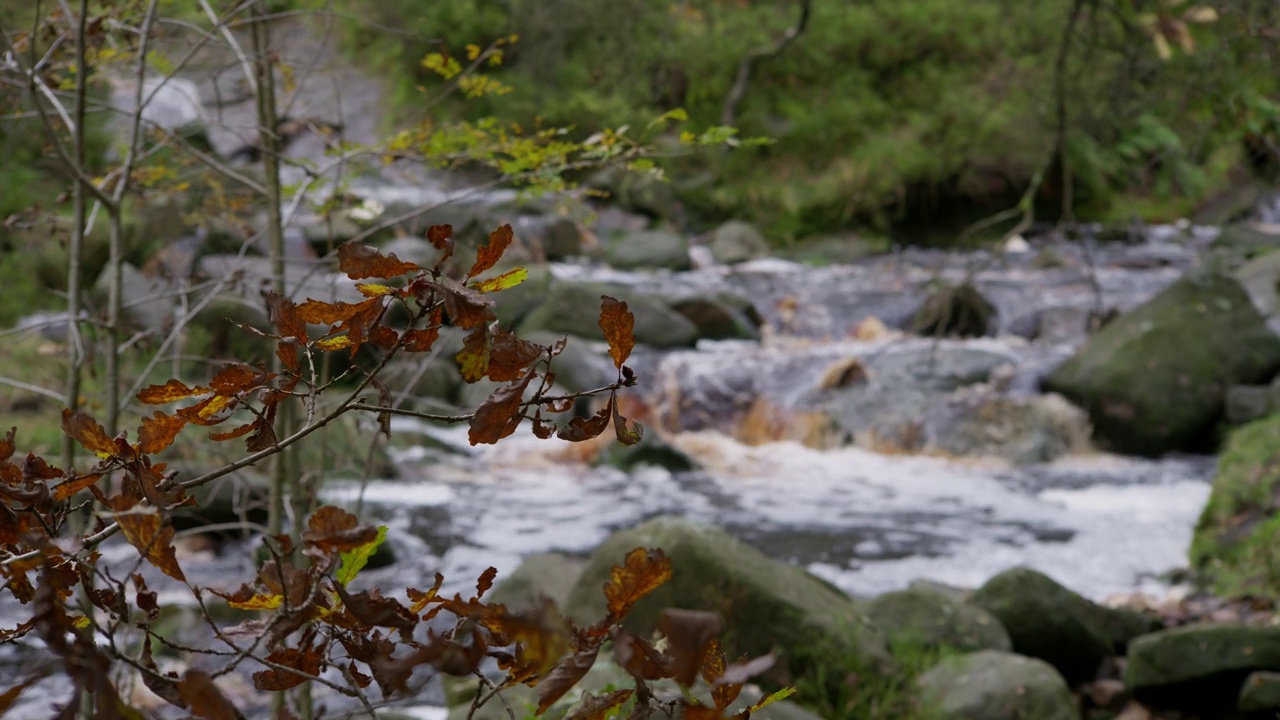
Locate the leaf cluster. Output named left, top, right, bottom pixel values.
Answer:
left=0, top=225, right=698, bottom=715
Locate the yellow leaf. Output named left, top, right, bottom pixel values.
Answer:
left=315, top=336, right=353, bottom=351
left=471, top=267, right=528, bottom=293
left=228, top=593, right=283, bottom=611
left=71, top=615, right=91, bottom=629
left=466, top=44, right=481, bottom=61
left=356, top=283, right=396, bottom=297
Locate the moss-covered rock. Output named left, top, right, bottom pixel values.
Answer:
left=968, top=567, right=1112, bottom=684
left=1125, top=624, right=1280, bottom=708
left=917, top=650, right=1077, bottom=720
left=604, top=229, right=691, bottom=270
left=708, top=220, right=770, bottom=265
left=1239, top=671, right=1280, bottom=713
left=1043, top=273, right=1280, bottom=456
left=563, top=516, right=892, bottom=680
left=867, top=588, right=1011, bottom=653
left=1190, top=412, right=1280, bottom=600
left=518, top=282, right=699, bottom=348
left=1210, top=222, right=1280, bottom=268
left=489, top=553, right=584, bottom=611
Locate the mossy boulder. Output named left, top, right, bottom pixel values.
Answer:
left=1210, top=222, right=1280, bottom=268
left=1043, top=273, right=1280, bottom=456
left=563, top=516, right=892, bottom=679
left=917, top=650, right=1077, bottom=720
left=1191, top=412, right=1280, bottom=600
left=1239, top=671, right=1280, bottom=713
left=1125, top=624, right=1280, bottom=708
left=708, top=220, right=770, bottom=265
left=866, top=588, right=1011, bottom=653
left=518, top=282, right=699, bottom=348
left=968, top=567, right=1113, bottom=683
left=489, top=553, right=584, bottom=611
left=605, top=229, right=691, bottom=271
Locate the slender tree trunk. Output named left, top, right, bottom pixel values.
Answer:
left=1055, top=0, right=1086, bottom=226
left=61, top=0, right=89, bottom=474
left=251, top=0, right=289, bottom=540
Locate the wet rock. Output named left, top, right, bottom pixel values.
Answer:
left=1190, top=412, right=1280, bottom=599
left=708, top=220, right=770, bottom=265
left=491, top=264, right=555, bottom=327
left=518, top=282, right=698, bottom=348
left=1044, top=273, right=1280, bottom=456
left=539, top=217, right=585, bottom=260
left=1210, top=222, right=1280, bottom=268
left=969, top=567, right=1113, bottom=683
left=489, top=553, right=583, bottom=611
left=378, top=328, right=468, bottom=408
left=1239, top=671, right=1280, bottom=712
left=1125, top=624, right=1280, bottom=709
left=563, top=516, right=892, bottom=678
left=605, top=229, right=691, bottom=271
left=669, top=294, right=761, bottom=341
left=784, top=233, right=885, bottom=266
left=917, top=650, right=1077, bottom=720
left=521, top=331, right=616, bottom=393
left=597, top=432, right=698, bottom=473
left=866, top=588, right=1011, bottom=652
left=912, top=283, right=997, bottom=338
left=926, top=393, right=1092, bottom=464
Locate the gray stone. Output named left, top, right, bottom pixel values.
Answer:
left=708, top=221, right=770, bottom=265
left=969, top=567, right=1113, bottom=683
left=917, top=650, right=1077, bottom=720
left=866, top=588, right=1012, bottom=652
left=926, top=393, right=1092, bottom=464
left=605, top=230, right=691, bottom=271
left=563, top=516, right=892, bottom=678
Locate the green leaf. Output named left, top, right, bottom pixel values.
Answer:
left=748, top=687, right=796, bottom=713
left=336, top=526, right=388, bottom=586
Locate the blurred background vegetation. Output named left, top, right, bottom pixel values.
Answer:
left=5, top=0, right=1280, bottom=249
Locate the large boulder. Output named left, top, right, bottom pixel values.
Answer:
left=968, top=567, right=1113, bottom=683
left=1126, top=624, right=1280, bottom=708
left=605, top=229, right=691, bottom=271
left=1210, top=222, right=1280, bottom=268
left=1044, top=273, right=1280, bottom=456
left=707, top=221, right=770, bottom=265
left=917, top=650, right=1077, bottom=720
left=518, top=282, right=699, bottom=348
left=866, top=588, right=1011, bottom=653
left=1190, top=412, right=1280, bottom=600
left=563, top=516, right=892, bottom=679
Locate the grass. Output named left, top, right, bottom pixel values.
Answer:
left=792, top=632, right=954, bottom=720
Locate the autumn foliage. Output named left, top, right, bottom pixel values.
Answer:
left=0, top=226, right=784, bottom=718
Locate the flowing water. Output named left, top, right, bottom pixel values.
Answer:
left=0, top=225, right=1223, bottom=717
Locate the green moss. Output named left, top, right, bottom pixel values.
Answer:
left=1191, top=412, right=1280, bottom=599
left=793, top=633, right=948, bottom=720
